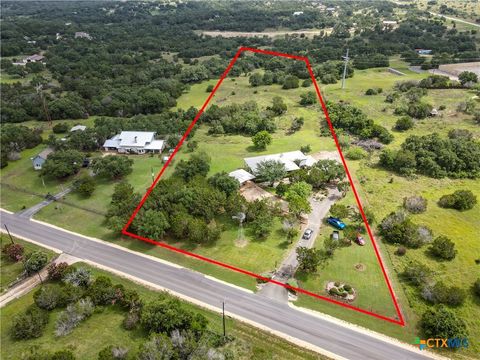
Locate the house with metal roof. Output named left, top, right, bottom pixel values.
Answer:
left=244, top=151, right=315, bottom=174
left=228, top=169, right=256, bottom=184
left=103, top=131, right=165, bottom=154
left=31, top=148, right=54, bottom=170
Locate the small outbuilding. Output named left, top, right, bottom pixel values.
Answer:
left=70, top=125, right=87, bottom=132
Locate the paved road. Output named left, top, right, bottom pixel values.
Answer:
left=259, top=187, right=341, bottom=302
left=0, top=210, right=437, bottom=360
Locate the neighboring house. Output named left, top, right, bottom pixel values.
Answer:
left=244, top=150, right=316, bottom=174
left=415, top=49, right=432, bottom=55
left=293, top=11, right=304, bottom=16
left=103, top=131, right=165, bottom=154
left=70, top=125, right=86, bottom=132
left=382, top=20, right=397, bottom=25
left=229, top=169, right=256, bottom=185
left=31, top=148, right=54, bottom=170
left=13, top=54, right=45, bottom=66
left=75, top=32, right=92, bottom=40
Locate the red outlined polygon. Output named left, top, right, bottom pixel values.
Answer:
left=122, top=47, right=405, bottom=326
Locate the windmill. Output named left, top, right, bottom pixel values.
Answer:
left=232, top=212, right=246, bottom=243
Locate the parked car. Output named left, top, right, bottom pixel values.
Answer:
left=355, top=233, right=365, bottom=246
left=331, top=230, right=340, bottom=241
left=327, top=217, right=346, bottom=230
left=302, top=228, right=313, bottom=240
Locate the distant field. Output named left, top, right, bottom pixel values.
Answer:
left=197, top=28, right=331, bottom=38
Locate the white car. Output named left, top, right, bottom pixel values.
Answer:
left=302, top=228, right=313, bottom=240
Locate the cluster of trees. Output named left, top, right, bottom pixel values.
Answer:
left=379, top=132, right=480, bottom=178
left=312, top=60, right=354, bottom=84
left=0, top=124, right=43, bottom=168
left=201, top=101, right=276, bottom=136
left=2, top=242, right=49, bottom=275
left=325, top=101, right=393, bottom=144
left=287, top=159, right=346, bottom=191
left=438, top=190, right=477, bottom=211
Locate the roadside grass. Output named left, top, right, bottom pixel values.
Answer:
left=0, top=234, right=57, bottom=293
left=0, top=262, right=326, bottom=360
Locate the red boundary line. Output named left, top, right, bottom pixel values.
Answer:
left=122, top=47, right=405, bottom=327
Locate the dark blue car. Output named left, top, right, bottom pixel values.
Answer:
left=327, top=216, right=346, bottom=230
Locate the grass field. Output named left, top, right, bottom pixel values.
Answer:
left=3, top=57, right=479, bottom=355
left=0, top=262, right=326, bottom=360
left=0, top=234, right=56, bottom=293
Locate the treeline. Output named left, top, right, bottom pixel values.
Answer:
left=379, top=132, right=480, bottom=178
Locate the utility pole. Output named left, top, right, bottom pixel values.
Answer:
left=4, top=224, right=15, bottom=244
left=341, top=48, right=350, bottom=89
left=222, top=300, right=226, bottom=338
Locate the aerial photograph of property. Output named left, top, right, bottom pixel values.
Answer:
left=0, top=1, right=479, bottom=359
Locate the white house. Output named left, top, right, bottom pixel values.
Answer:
left=103, top=131, right=165, bottom=154
left=244, top=151, right=316, bottom=174
left=75, top=32, right=92, bottom=40
left=13, top=54, right=45, bottom=66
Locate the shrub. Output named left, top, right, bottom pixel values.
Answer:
left=88, top=276, right=116, bottom=305
left=123, top=310, right=140, bottom=330
left=25, top=251, right=48, bottom=274
left=11, top=305, right=49, bottom=340
left=47, top=262, right=70, bottom=281
left=394, top=116, right=414, bottom=131
left=345, top=147, right=367, bottom=160
left=329, top=287, right=340, bottom=296
left=55, top=298, right=94, bottom=336
left=402, top=262, right=432, bottom=286
left=98, top=345, right=129, bottom=360
left=429, top=236, right=457, bottom=260
left=50, top=350, right=76, bottom=360
left=403, top=195, right=427, bottom=214
left=63, top=267, right=92, bottom=287
left=34, top=284, right=63, bottom=310
left=2, top=243, right=24, bottom=262
left=52, top=123, right=69, bottom=134
left=300, top=144, right=311, bottom=154
left=473, top=279, right=480, bottom=298
left=76, top=175, right=96, bottom=197
left=343, top=284, right=352, bottom=291
left=365, top=88, right=382, bottom=95
left=439, top=190, right=477, bottom=211
left=420, top=305, right=468, bottom=339
left=302, top=79, right=312, bottom=87
left=395, top=246, right=407, bottom=256
left=206, top=84, right=214, bottom=92
left=334, top=281, right=341, bottom=287
left=186, top=140, right=198, bottom=152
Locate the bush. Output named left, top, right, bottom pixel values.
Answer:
left=55, top=298, right=94, bottom=336
left=186, top=140, right=198, bottom=152
left=394, top=116, right=414, bottom=131
left=11, top=305, right=49, bottom=340
left=345, top=147, right=367, bottom=160
left=365, top=88, right=382, bottom=95
left=402, top=261, right=432, bottom=286
left=88, top=276, right=116, bottom=305
left=334, top=281, right=341, bottom=287
left=63, top=267, right=92, bottom=287
left=47, top=262, right=70, bottom=281
left=395, top=246, right=407, bottom=256
left=300, top=144, right=311, bottom=154
left=302, top=79, right=312, bottom=87
left=34, top=284, right=64, bottom=310
left=403, top=195, right=427, bottom=214
left=123, top=310, right=140, bottom=330
left=98, top=345, right=129, bottom=360
left=420, top=305, right=468, bottom=339
left=379, top=211, right=431, bottom=248
left=439, top=190, right=477, bottom=211
left=206, top=84, right=214, bottom=93
left=282, top=75, right=299, bottom=89
left=2, top=243, right=24, bottom=262
left=343, top=284, right=352, bottom=291
left=429, top=236, right=457, bottom=260
left=25, top=251, right=48, bottom=274
left=52, top=123, right=69, bottom=134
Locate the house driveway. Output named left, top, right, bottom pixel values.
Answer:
left=258, top=186, right=342, bottom=303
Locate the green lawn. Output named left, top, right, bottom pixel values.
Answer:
left=0, top=262, right=326, bottom=360
left=0, top=234, right=57, bottom=293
